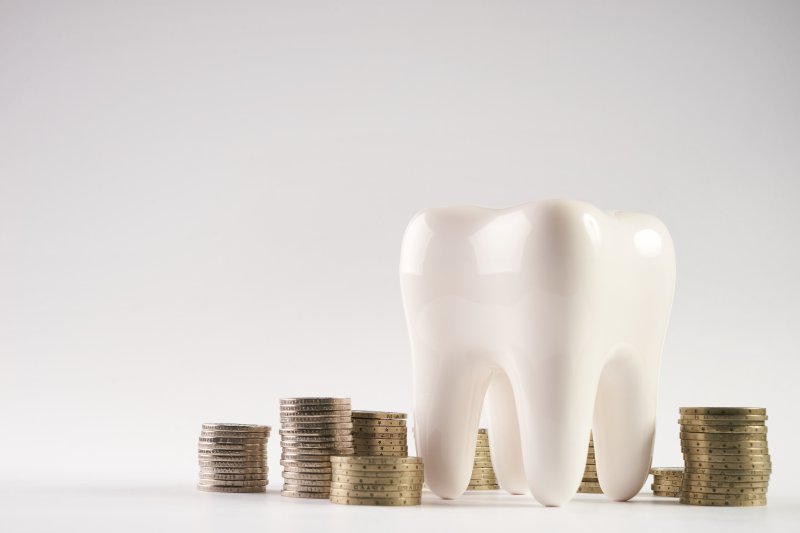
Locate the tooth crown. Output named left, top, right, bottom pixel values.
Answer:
left=400, top=200, right=676, bottom=506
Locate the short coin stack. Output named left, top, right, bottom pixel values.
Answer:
left=352, top=411, right=408, bottom=457
left=330, top=455, right=424, bottom=506
left=578, top=433, right=602, bottom=494
left=651, top=467, right=683, bottom=497
left=280, top=397, right=354, bottom=499
left=679, top=407, right=771, bottom=507
left=197, top=423, right=270, bottom=493
left=467, top=429, right=498, bottom=490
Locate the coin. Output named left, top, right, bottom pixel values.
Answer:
left=679, top=425, right=767, bottom=434
left=679, top=413, right=768, bottom=422
left=679, top=407, right=766, bottom=416
left=197, top=479, right=267, bottom=487
left=281, top=460, right=332, bottom=468
left=282, top=478, right=331, bottom=487
left=280, top=404, right=352, bottom=412
left=685, top=467, right=772, bottom=476
left=351, top=411, right=407, bottom=419
left=282, top=483, right=330, bottom=492
left=682, top=454, right=771, bottom=463
left=682, top=491, right=765, bottom=500
left=580, top=481, right=601, bottom=488
left=689, top=485, right=768, bottom=495
left=281, top=422, right=354, bottom=430
left=353, top=437, right=407, bottom=445
left=280, top=490, right=330, bottom=499
left=679, top=496, right=766, bottom=506
left=331, top=456, right=421, bottom=464
left=578, top=487, right=603, bottom=494
left=282, top=466, right=332, bottom=474
left=352, top=419, right=405, bottom=427
left=198, top=442, right=267, bottom=449
left=198, top=437, right=267, bottom=445
left=198, top=485, right=267, bottom=493
left=280, top=397, right=351, bottom=405
left=652, top=490, right=680, bottom=497
left=329, top=495, right=421, bottom=506
left=199, top=467, right=269, bottom=474
left=202, top=423, right=270, bottom=432
left=199, top=473, right=268, bottom=481
left=330, top=482, right=423, bottom=491
left=679, top=418, right=766, bottom=426
left=353, top=445, right=408, bottom=453
left=352, top=427, right=407, bottom=434
left=652, top=478, right=682, bottom=486
left=283, top=472, right=332, bottom=481
left=281, top=429, right=353, bottom=437
left=683, top=472, right=770, bottom=482
left=680, top=434, right=768, bottom=444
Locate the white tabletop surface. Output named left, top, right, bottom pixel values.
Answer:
left=4, top=484, right=797, bottom=533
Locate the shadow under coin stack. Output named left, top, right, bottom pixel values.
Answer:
left=679, top=407, right=771, bottom=507
left=650, top=467, right=683, bottom=497
left=578, top=433, right=602, bottom=494
left=197, top=423, right=270, bottom=493
left=352, top=411, right=408, bottom=456
left=467, top=429, right=498, bottom=490
left=330, top=456, right=424, bottom=506
left=280, top=397, right=354, bottom=499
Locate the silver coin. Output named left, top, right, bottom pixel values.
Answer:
left=202, top=423, right=270, bottom=433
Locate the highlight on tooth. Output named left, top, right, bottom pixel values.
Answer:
left=400, top=200, right=677, bottom=506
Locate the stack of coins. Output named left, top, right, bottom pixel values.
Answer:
left=467, top=429, right=498, bottom=490
left=651, top=467, right=683, bottom=497
left=679, top=407, right=771, bottom=507
left=280, top=397, right=354, bottom=499
left=352, top=411, right=408, bottom=457
left=578, top=433, right=602, bottom=494
left=197, top=423, right=270, bottom=493
left=330, top=455, right=424, bottom=506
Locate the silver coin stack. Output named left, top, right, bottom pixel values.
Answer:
left=280, top=397, right=354, bottom=498
left=197, top=423, right=270, bottom=493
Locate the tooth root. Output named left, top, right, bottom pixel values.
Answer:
left=514, top=355, right=599, bottom=506
left=413, top=352, right=491, bottom=499
left=486, top=372, right=528, bottom=495
left=593, top=351, right=656, bottom=501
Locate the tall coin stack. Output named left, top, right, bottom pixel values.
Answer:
left=330, top=456, right=424, bottom=506
left=578, top=433, right=602, bottom=494
left=650, top=467, right=683, bottom=497
left=197, top=423, right=270, bottom=493
left=352, top=411, right=408, bottom=456
left=679, top=407, right=771, bottom=507
left=467, top=429, right=498, bottom=490
left=279, top=397, right=354, bottom=499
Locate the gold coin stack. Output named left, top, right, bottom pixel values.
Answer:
left=578, top=433, right=601, bottom=494
left=679, top=407, right=771, bottom=507
left=351, top=411, right=408, bottom=457
left=279, top=397, right=354, bottom=499
left=329, top=455, right=424, bottom=506
left=467, top=428, right=498, bottom=490
left=197, top=423, right=270, bottom=493
left=651, top=467, right=683, bottom=497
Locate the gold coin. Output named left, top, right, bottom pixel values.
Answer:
left=684, top=459, right=771, bottom=468
left=682, top=454, right=771, bottom=463
left=679, top=414, right=767, bottom=422
left=652, top=478, right=682, bottom=487
left=684, top=472, right=770, bottom=482
left=679, top=439, right=768, bottom=448
left=331, top=474, right=423, bottom=485
left=352, top=427, right=407, bottom=435
left=280, top=490, right=329, bottom=499
left=682, top=491, right=765, bottom=500
left=352, top=419, right=406, bottom=428
left=478, top=428, right=488, bottom=434
left=472, top=461, right=494, bottom=468
left=330, top=488, right=419, bottom=498
left=331, top=456, right=421, bottom=465
left=678, top=425, right=767, bottom=434
left=683, top=479, right=769, bottom=488
left=329, top=495, right=421, bottom=506
left=580, top=481, right=601, bottom=488
left=685, top=467, right=772, bottom=476
left=679, top=418, right=766, bottom=426
left=281, top=422, right=354, bottom=430
left=652, top=491, right=680, bottom=497
left=687, top=485, right=768, bottom=495
left=468, top=485, right=500, bottom=490
left=578, top=487, right=603, bottom=494
left=680, top=496, right=766, bottom=507
left=650, top=467, right=683, bottom=475
left=330, top=482, right=422, bottom=491
left=651, top=484, right=681, bottom=491
left=679, top=407, right=766, bottom=416
left=353, top=438, right=407, bottom=445
left=198, top=485, right=266, bottom=493
left=680, top=432, right=768, bottom=442
left=351, top=411, right=407, bottom=419
left=681, top=446, right=768, bottom=456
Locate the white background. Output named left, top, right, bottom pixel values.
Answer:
left=1, top=1, right=799, bottom=531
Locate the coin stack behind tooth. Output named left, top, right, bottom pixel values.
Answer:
left=280, top=397, right=354, bottom=499
left=679, top=407, right=771, bottom=507
left=468, top=429, right=498, bottom=490
left=578, top=433, right=601, bottom=494
left=651, top=467, right=683, bottom=497
left=197, top=423, right=270, bottom=493
left=329, top=455, right=424, bottom=506
left=351, top=411, right=408, bottom=457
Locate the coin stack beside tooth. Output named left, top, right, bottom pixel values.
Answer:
left=578, top=433, right=602, bottom=494
left=467, top=428, right=498, bottom=490
left=280, top=397, right=354, bottom=499
left=679, top=407, right=771, bottom=507
left=651, top=467, right=683, bottom=497
left=197, top=423, right=270, bottom=493
left=351, top=411, right=408, bottom=457
left=329, top=455, right=424, bottom=506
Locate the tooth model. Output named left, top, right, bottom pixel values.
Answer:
left=400, top=200, right=676, bottom=506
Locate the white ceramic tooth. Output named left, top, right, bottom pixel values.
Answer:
left=400, top=200, right=676, bottom=506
